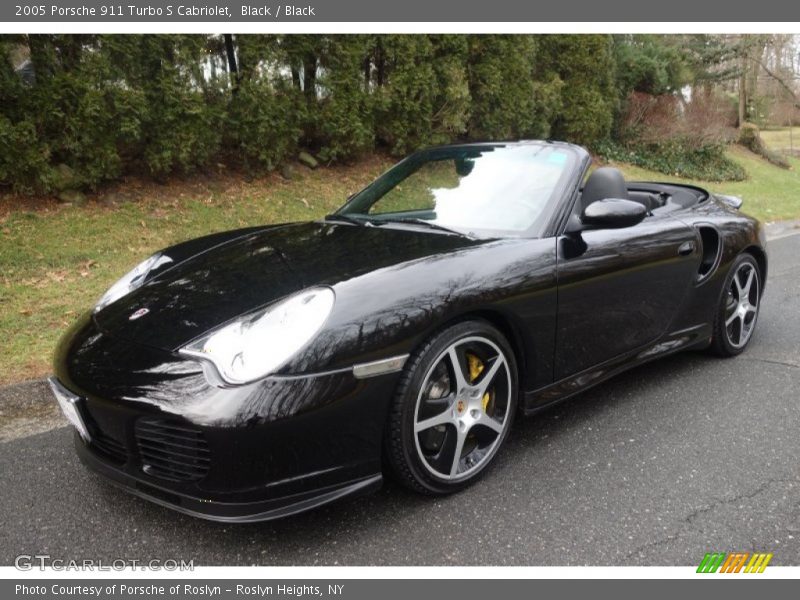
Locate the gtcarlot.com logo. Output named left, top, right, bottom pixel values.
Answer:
left=697, top=552, right=773, bottom=573
left=14, top=554, right=194, bottom=571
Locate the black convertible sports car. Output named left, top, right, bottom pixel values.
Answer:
left=51, top=141, right=767, bottom=521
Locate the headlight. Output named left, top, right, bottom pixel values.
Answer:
left=93, top=253, right=173, bottom=313
left=179, top=287, right=335, bottom=385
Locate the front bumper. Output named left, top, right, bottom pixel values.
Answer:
left=75, top=434, right=381, bottom=522
left=52, top=313, right=399, bottom=521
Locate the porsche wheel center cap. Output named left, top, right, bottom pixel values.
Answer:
left=456, top=399, right=466, bottom=414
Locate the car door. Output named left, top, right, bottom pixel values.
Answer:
left=554, top=213, right=699, bottom=380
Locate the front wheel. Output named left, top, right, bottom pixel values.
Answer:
left=385, top=320, right=518, bottom=495
left=710, top=253, right=761, bottom=357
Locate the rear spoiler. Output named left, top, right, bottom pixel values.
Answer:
left=717, top=194, right=743, bottom=210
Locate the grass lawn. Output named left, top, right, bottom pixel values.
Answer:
left=611, top=145, right=800, bottom=222
left=760, top=126, right=800, bottom=154
left=1, top=145, right=798, bottom=385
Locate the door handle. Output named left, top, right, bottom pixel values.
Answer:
left=678, top=241, right=696, bottom=256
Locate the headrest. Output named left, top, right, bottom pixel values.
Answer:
left=581, top=167, right=628, bottom=211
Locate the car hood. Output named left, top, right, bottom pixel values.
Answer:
left=93, top=221, right=483, bottom=350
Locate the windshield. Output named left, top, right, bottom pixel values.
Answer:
left=336, top=143, right=579, bottom=237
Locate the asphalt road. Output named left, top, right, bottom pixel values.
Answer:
left=1, top=234, right=799, bottom=567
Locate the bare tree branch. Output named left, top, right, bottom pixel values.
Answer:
left=750, top=55, right=800, bottom=109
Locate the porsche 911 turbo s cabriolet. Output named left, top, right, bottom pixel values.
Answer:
left=51, top=140, right=767, bottom=521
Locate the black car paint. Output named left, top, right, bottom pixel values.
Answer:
left=53, top=141, right=768, bottom=521
left=555, top=213, right=700, bottom=379
left=94, top=222, right=485, bottom=353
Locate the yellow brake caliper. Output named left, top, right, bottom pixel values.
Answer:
left=467, top=353, right=492, bottom=411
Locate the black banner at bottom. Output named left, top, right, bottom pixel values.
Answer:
left=4, top=579, right=797, bottom=600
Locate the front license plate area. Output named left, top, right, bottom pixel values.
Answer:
left=48, top=378, right=92, bottom=442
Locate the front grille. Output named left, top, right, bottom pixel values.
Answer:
left=134, top=418, right=210, bottom=482
left=90, top=429, right=128, bottom=464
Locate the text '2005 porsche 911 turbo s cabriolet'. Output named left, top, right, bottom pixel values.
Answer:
left=50, top=140, right=767, bottom=521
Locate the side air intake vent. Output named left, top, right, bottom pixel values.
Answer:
left=91, top=429, right=128, bottom=464
left=78, top=403, right=128, bottom=464
left=697, top=225, right=721, bottom=281
left=135, top=418, right=210, bottom=482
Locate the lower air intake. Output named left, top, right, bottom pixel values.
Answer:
left=135, top=417, right=210, bottom=482
left=91, top=429, right=128, bottom=464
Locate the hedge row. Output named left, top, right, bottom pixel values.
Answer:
left=0, top=34, right=618, bottom=194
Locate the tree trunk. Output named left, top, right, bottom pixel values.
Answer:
left=738, top=49, right=747, bottom=126
left=291, top=66, right=301, bottom=90
left=303, top=53, right=317, bottom=103
left=376, top=38, right=385, bottom=87
left=223, top=34, right=239, bottom=93
left=27, top=34, right=56, bottom=80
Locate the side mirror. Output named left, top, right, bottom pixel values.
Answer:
left=581, top=199, right=647, bottom=229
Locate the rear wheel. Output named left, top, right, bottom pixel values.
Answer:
left=710, top=254, right=761, bottom=357
left=385, top=320, right=517, bottom=495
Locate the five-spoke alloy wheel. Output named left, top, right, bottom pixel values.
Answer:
left=386, top=320, right=517, bottom=494
left=712, top=253, right=761, bottom=356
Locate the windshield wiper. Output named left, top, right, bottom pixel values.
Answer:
left=379, top=217, right=472, bottom=238
left=324, top=213, right=374, bottom=227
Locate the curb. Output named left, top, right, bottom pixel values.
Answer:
left=765, top=220, right=800, bottom=241
left=0, top=378, right=51, bottom=408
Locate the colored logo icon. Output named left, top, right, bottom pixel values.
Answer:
left=697, top=552, right=773, bottom=573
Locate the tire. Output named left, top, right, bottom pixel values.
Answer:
left=710, top=253, right=761, bottom=357
left=385, top=320, right=518, bottom=495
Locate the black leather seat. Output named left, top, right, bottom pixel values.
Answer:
left=580, top=167, right=628, bottom=212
